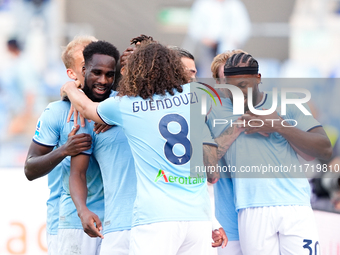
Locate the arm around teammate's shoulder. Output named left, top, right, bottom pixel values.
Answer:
left=61, top=81, right=102, bottom=125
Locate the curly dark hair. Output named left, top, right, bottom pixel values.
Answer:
left=83, top=40, right=120, bottom=67
left=117, top=42, right=189, bottom=100
left=130, top=34, right=155, bottom=46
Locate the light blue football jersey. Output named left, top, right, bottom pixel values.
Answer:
left=78, top=91, right=137, bottom=234
left=33, top=113, right=63, bottom=235
left=97, top=83, right=214, bottom=226
left=85, top=126, right=137, bottom=234
left=214, top=172, right=239, bottom=241
left=207, top=91, right=321, bottom=211
left=33, top=100, right=104, bottom=229
left=45, top=163, right=62, bottom=235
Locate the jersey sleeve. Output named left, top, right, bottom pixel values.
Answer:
left=96, top=97, right=123, bottom=126
left=286, top=99, right=321, bottom=132
left=74, top=117, right=94, bottom=155
left=33, top=103, right=61, bottom=147
left=206, top=97, right=237, bottom=139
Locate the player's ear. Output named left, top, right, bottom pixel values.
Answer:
left=82, top=66, right=86, bottom=77
left=67, top=69, right=77, bottom=80
left=256, top=73, right=261, bottom=85
left=120, top=66, right=126, bottom=76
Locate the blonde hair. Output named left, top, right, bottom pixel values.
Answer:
left=211, top=49, right=248, bottom=79
left=61, top=35, right=97, bottom=69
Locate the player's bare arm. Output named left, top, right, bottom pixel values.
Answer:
left=240, top=110, right=315, bottom=161
left=214, top=125, right=244, bottom=160
left=279, top=126, right=331, bottom=160
left=24, top=125, right=92, bottom=180
left=203, top=144, right=219, bottom=183
left=242, top=111, right=332, bottom=160
left=70, top=154, right=104, bottom=239
left=61, top=81, right=102, bottom=126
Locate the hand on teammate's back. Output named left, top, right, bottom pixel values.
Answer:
left=212, top=227, right=228, bottom=248
left=62, top=125, right=92, bottom=156
left=78, top=208, right=104, bottom=239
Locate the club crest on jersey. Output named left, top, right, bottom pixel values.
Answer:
left=35, top=120, right=42, bottom=136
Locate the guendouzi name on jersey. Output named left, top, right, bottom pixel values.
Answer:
left=97, top=83, right=215, bottom=226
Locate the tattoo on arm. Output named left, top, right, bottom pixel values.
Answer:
left=215, top=125, right=239, bottom=160
left=203, top=145, right=219, bottom=180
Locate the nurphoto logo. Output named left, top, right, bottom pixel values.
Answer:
left=201, top=85, right=311, bottom=116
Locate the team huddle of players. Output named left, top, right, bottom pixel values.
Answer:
left=24, top=35, right=332, bottom=255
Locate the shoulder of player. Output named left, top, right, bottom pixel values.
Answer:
left=109, top=90, right=118, bottom=98
left=271, top=90, right=300, bottom=100
left=38, top=101, right=70, bottom=123
left=99, top=95, right=122, bottom=106
left=45, top=100, right=71, bottom=113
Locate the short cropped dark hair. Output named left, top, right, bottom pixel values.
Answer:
left=168, top=46, right=195, bottom=61
left=83, top=40, right=120, bottom=67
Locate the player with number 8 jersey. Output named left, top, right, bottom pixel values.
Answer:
left=61, top=41, right=218, bottom=255
left=97, top=83, right=212, bottom=224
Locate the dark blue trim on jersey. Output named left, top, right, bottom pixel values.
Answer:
left=256, top=93, right=267, bottom=109
left=203, top=142, right=218, bottom=147
left=306, top=125, right=323, bottom=132
left=96, top=108, right=110, bottom=126
left=79, top=152, right=91, bottom=156
left=32, top=139, right=56, bottom=148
